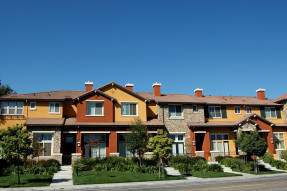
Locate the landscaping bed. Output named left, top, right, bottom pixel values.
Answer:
left=0, top=174, right=53, bottom=188
left=190, top=171, right=242, bottom=178
left=73, top=171, right=184, bottom=185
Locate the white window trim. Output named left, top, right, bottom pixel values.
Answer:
left=234, top=106, right=241, bottom=115
left=273, top=132, right=286, bottom=150
left=86, top=100, right=104, bottom=116
left=168, top=104, right=184, bottom=118
left=210, top=133, right=229, bottom=152
left=169, top=133, right=185, bottom=142
left=32, top=132, right=54, bottom=156
left=30, top=102, right=37, bottom=110
left=0, top=101, right=24, bottom=115
left=265, top=107, right=277, bottom=119
left=246, top=107, right=252, bottom=114
left=120, top=101, right=138, bottom=117
left=49, top=102, right=61, bottom=114
left=208, top=106, right=222, bottom=118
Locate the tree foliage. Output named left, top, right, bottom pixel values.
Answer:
left=0, top=125, right=33, bottom=184
left=147, top=130, right=173, bottom=160
left=127, top=118, right=149, bottom=166
left=0, top=83, right=16, bottom=95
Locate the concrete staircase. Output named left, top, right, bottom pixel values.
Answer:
left=258, top=159, right=286, bottom=172
left=208, top=161, right=250, bottom=176
left=50, top=165, right=73, bottom=187
left=164, top=166, right=182, bottom=176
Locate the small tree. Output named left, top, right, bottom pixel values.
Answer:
left=235, top=130, right=268, bottom=173
left=0, top=81, right=16, bottom=95
left=0, top=125, right=33, bottom=184
left=147, top=130, right=173, bottom=179
left=32, top=136, right=43, bottom=166
left=127, top=118, right=149, bottom=166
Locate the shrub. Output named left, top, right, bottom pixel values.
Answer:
left=281, top=150, right=287, bottom=161
left=262, top=152, right=273, bottom=163
left=208, top=164, right=223, bottom=172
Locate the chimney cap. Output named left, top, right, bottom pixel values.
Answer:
left=152, top=82, right=161, bottom=87
left=194, top=88, right=203, bottom=92
left=256, top=88, right=265, bottom=92
left=85, top=81, right=93, bottom=85
left=125, top=83, right=134, bottom=87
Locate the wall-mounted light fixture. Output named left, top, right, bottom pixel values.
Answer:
left=77, top=142, right=81, bottom=147
left=270, top=138, right=273, bottom=144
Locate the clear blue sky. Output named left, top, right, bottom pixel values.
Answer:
left=1, top=0, right=287, bottom=99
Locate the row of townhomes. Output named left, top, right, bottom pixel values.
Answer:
left=1, top=81, right=287, bottom=165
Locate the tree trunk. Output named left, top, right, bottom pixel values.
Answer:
left=13, top=166, right=16, bottom=185
left=158, top=161, right=161, bottom=180
left=17, top=164, right=20, bottom=184
left=254, top=155, right=257, bottom=173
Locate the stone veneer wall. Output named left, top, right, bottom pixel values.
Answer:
left=27, top=126, right=62, bottom=164
left=156, top=104, right=205, bottom=155
left=283, top=102, right=287, bottom=123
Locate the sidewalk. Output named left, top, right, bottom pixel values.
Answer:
left=50, top=166, right=73, bottom=187
left=2, top=171, right=287, bottom=191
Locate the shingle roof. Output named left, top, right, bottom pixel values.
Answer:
left=0, top=90, right=84, bottom=101
left=197, top=95, right=280, bottom=106
left=74, top=89, right=117, bottom=102
left=65, top=118, right=164, bottom=127
left=274, top=93, right=287, bottom=103
left=25, top=118, right=65, bottom=126
left=137, top=92, right=204, bottom=104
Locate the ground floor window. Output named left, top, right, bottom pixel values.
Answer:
left=210, top=133, right=229, bottom=156
left=170, top=134, right=184, bottom=155
left=274, top=132, right=286, bottom=150
left=84, top=134, right=106, bottom=158
left=118, top=134, right=132, bottom=158
left=34, top=133, right=53, bottom=156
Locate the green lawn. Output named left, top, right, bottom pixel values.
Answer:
left=73, top=171, right=185, bottom=185
left=235, top=169, right=286, bottom=175
left=0, top=174, right=53, bottom=188
left=190, top=171, right=242, bottom=178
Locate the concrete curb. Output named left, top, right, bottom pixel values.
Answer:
left=1, top=172, right=287, bottom=191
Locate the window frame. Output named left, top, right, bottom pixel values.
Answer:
left=265, top=107, right=277, bottom=119
left=210, top=133, right=229, bottom=153
left=30, top=102, right=37, bottom=110
left=193, top=105, right=198, bottom=112
left=208, top=106, right=222, bottom=118
left=273, top=132, right=286, bottom=150
left=0, top=101, right=24, bottom=115
left=246, top=107, right=252, bottom=114
left=234, top=106, right=241, bottom=115
left=49, top=102, right=61, bottom=114
left=121, top=102, right=138, bottom=116
left=168, top=104, right=183, bottom=118
left=86, top=100, right=104, bottom=116
left=169, top=134, right=185, bottom=156
left=34, top=133, right=53, bottom=156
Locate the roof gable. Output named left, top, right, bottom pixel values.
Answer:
left=74, top=89, right=117, bottom=102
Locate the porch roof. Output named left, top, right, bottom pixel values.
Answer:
left=25, top=118, right=65, bottom=126
left=64, top=118, right=164, bottom=127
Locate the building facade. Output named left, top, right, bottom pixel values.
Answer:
left=0, top=81, right=287, bottom=163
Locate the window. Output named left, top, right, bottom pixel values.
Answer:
left=35, top=134, right=53, bottom=156
left=84, top=134, right=106, bottom=158
left=208, top=106, right=222, bottom=118
left=193, top=105, right=198, bottom=112
left=210, top=133, right=229, bottom=156
left=49, top=102, right=60, bottom=114
left=274, top=133, right=285, bottom=150
left=265, top=107, right=277, bottom=119
left=170, top=134, right=184, bottom=155
left=30, top=102, right=36, bottom=110
left=87, top=101, right=103, bottom=116
left=0, top=101, right=24, bottom=115
left=169, top=105, right=183, bottom=117
left=121, top=103, right=137, bottom=116
left=234, top=106, right=241, bottom=114
left=246, top=107, right=252, bottom=114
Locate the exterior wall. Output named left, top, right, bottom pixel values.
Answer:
left=27, top=101, right=63, bottom=118
left=76, top=94, right=114, bottom=122
left=147, top=102, right=157, bottom=118
left=282, top=102, right=287, bottom=123
left=206, top=105, right=284, bottom=124
left=157, top=104, right=205, bottom=155
left=63, top=101, right=77, bottom=117
left=102, top=86, right=147, bottom=122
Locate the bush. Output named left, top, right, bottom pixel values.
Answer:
left=208, top=164, right=223, bottom=172
left=281, top=150, right=287, bottom=161
left=168, top=156, right=206, bottom=166
left=215, top=156, right=232, bottom=163
left=262, top=152, right=273, bottom=163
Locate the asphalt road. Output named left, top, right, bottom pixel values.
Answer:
left=76, top=175, right=287, bottom=191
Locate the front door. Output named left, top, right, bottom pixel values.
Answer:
left=63, top=134, right=76, bottom=165
left=195, top=134, right=205, bottom=151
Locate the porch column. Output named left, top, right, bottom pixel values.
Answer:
left=76, top=130, right=82, bottom=154
left=190, top=129, right=196, bottom=157
left=203, top=128, right=211, bottom=160
left=267, top=131, right=275, bottom=154
left=109, top=131, right=119, bottom=156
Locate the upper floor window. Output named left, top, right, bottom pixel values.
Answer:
left=208, top=106, right=222, bottom=118
left=193, top=105, right=198, bottom=112
left=169, top=105, right=182, bottom=117
left=246, top=107, right=252, bottom=114
left=265, top=107, right=277, bottom=119
left=121, top=102, right=137, bottom=116
left=49, top=102, right=60, bottom=114
left=234, top=106, right=241, bottom=114
left=87, top=101, right=103, bottom=116
left=0, top=101, right=24, bottom=115
left=30, top=102, right=36, bottom=110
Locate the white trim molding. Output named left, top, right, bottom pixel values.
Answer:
left=194, top=131, right=206, bottom=134
left=81, top=131, right=111, bottom=134
left=63, top=131, right=78, bottom=134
